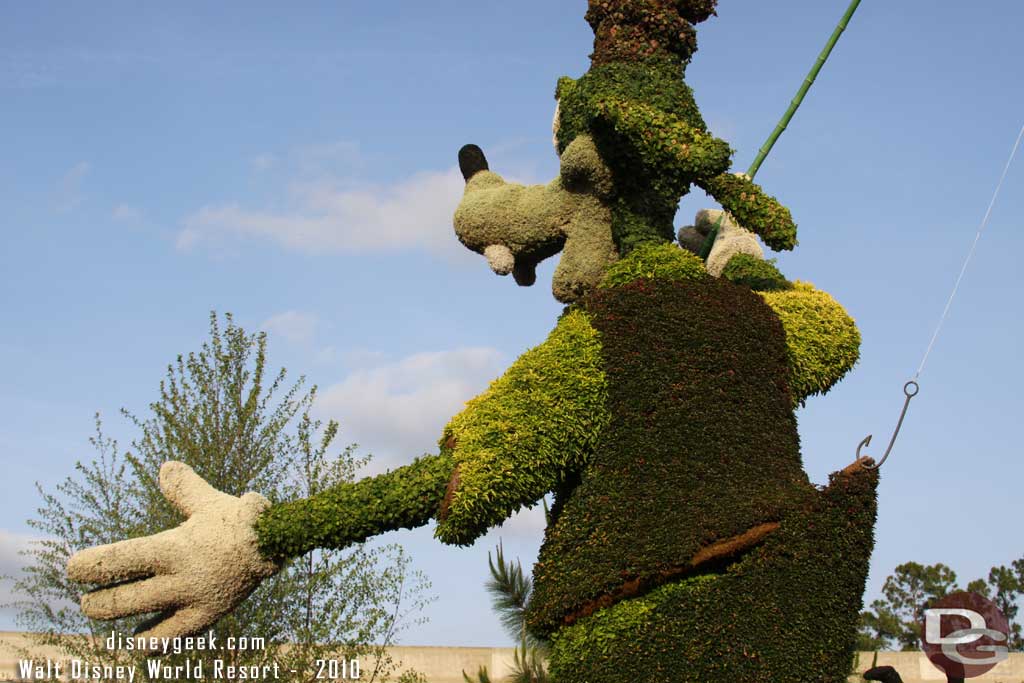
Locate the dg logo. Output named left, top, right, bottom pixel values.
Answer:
left=921, top=591, right=1010, bottom=679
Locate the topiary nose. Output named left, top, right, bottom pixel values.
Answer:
left=458, top=144, right=489, bottom=181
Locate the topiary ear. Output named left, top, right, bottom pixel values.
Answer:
left=677, top=0, right=718, bottom=23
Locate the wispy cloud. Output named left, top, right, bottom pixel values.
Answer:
left=487, top=500, right=549, bottom=538
left=302, top=343, right=548, bottom=535
left=261, top=310, right=318, bottom=346
left=55, top=161, right=91, bottom=212
left=291, top=141, right=362, bottom=176
left=316, top=347, right=506, bottom=470
left=112, top=204, right=142, bottom=222
left=178, top=166, right=466, bottom=255
left=0, top=529, right=45, bottom=622
left=0, top=529, right=36, bottom=579
left=250, top=154, right=276, bottom=172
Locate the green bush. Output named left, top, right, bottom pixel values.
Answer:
left=721, top=253, right=792, bottom=291
left=555, top=59, right=719, bottom=254
left=600, top=241, right=707, bottom=288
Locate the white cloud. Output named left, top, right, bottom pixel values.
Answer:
left=55, top=161, right=91, bottom=212
left=0, top=529, right=36, bottom=578
left=261, top=310, right=318, bottom=346
left=292, top=141, right=361, bottom=175
left=250, top=153, right=276, bottom=172
left=178, top=167, right=466, bottom=254
left=0, top=529, right=44, bottom=622
left=485, top=500, right=549, bottom=538
left=317, top=347, right=506, bottom=470
left=112, top=203, right=142, bottom=221
left=0, top=529, right=83, bottom=630
left=316, top=346, right=553, bottom=537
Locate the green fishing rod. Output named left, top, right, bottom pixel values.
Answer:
left=700, top=0, right=863, bottom=258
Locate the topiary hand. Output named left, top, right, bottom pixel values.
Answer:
left=67, top=461, right=280, bottom=640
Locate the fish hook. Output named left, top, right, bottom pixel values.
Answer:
left=858, top=381, right=919, bottom=470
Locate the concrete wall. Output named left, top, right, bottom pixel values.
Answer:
left=851, top=651, right=1024, bottom=683
left=4, top=632, right=1024, bottom=683
left=0, top=633, right=518, bottom=683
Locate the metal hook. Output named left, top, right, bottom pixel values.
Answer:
left=858, top=380, right=919, bottom=470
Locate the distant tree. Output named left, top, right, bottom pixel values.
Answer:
left=7, top=312, right=430, bottom=682
left=859, top=559, right=1024, bottom=652
left=858, top=562, right=958, bottom=651
left=966, top=560, right=1024, bottom=650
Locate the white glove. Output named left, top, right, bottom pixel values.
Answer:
left=67, top=461, right=280, bottom=639
left=699, top=208, right=765, bottom=277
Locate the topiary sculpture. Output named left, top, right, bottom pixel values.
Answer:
left=68, top=2, right=879, bottom=681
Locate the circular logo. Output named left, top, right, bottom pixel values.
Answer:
left=920, top=591, right=1010, bottom=679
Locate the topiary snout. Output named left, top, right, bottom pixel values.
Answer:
left=453, top=139, right=618, bottom=303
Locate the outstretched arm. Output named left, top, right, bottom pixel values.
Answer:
left=591, top=97, right=733, bottom=187
left=260, top=307, right=610, bottom=554
left=255, top=453, right=454, bottom=561
left=434, top=306, right=608, bottom=545
left=695, top=173, right=798, bottom=252
left=68, top=311, right=609, bottom=638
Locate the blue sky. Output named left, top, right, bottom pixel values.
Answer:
left=2, top=0, right=1023, bottom=648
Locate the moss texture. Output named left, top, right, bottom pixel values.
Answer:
left=547, top=464, right=879, bottom=683
left=254, top=453, right=454, bottom=561
left=697, top=173, right=798, bottom=251
left=452, top=136, right=618, bottom=303
left=555, top=59, right=715, bottom=254
left=760, top=282, right=861, bottom=406
left=526, top=276, right=815, bottom=636
left=722, top=253, right=792, bottom=291
left=586, top=0, right=705, bottom=66
left=600, top=241, right=707, bottom=288
left=553, top=56, right=799, bottom=258
left=434, top=308, right=610, bottom=546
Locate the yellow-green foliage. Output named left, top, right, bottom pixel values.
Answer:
left=697, top=173, right=798, bottom=251
left=760, top=281, right=861, bottom=406
left=721, top=252, right=792, bottom=292
left=554, top=61, right=713, bottom=252
left=435, top=308, right=610, bottom=546
left=551, top=575, right=719, bottom=662
left=593, top=97, right=732, bottom=196
left=599, top=242, right=707, bottom=288
left=255, top=453, right=455, bottom=561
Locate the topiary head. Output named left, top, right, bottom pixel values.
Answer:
left=586, top=0, right=718, bottom=67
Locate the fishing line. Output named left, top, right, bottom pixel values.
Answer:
left=859, top=120, right=1024, bottom=469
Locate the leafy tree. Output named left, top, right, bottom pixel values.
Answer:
left=859, top=559, right=1024, bottom=652
left=7, top=312, right=430, bottom=682
left=858, top=562, right=958, bottom=651
left=966, top=560, right=1024, bottom=650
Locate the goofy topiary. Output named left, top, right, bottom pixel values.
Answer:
left=69, top=2, right=879, bottom=681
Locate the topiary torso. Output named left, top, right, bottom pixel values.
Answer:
left=556, top=58, right=732, bottom=255
left=527, top=273, right=816, bottom=635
